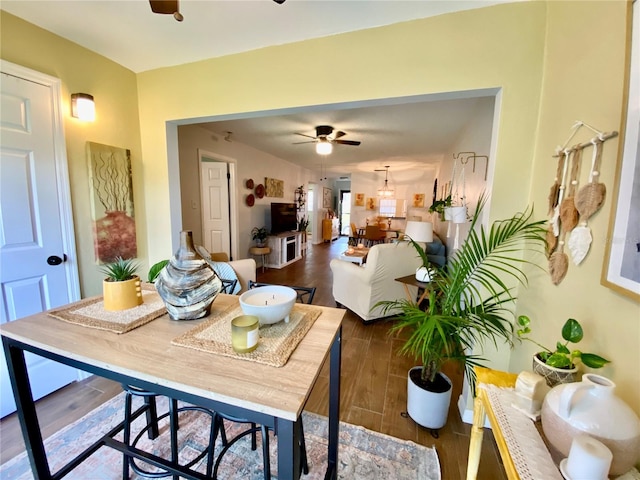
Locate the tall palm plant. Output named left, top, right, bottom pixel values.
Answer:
left=378, top=195, right=546, bottom=387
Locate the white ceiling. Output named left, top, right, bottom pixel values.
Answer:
left=2, top=0, right=507, bottom=178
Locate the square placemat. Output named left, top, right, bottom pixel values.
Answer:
left=171, top=303, right=322, bottom=367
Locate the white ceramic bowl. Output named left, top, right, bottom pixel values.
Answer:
left=239, top=285, right=296, bottom=325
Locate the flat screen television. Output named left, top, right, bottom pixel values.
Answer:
left=270, top=202, right=297, bottom=234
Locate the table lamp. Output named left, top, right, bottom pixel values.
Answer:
left=404, top=221, right=434, bottom=282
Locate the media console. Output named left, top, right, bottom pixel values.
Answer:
left=265, top=231, right=303, bottom=269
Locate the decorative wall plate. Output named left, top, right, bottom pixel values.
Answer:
left=246, top=179, right=254, bottom=189
left=246, top=194, right=255, bottom=206
left=255, top=184, right=265, bottom=199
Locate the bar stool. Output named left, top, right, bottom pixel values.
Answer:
left=121, top=385, right=226, bottom=479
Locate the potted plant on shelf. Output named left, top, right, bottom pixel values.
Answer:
left=377, top=195, right=546, bottom=433
left=516, top=315, right=610, bottom=387
left=251, top=226, right=268, bottom=247
left=101, top=256, right=143, bottom=311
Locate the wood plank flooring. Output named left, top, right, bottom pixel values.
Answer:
left=0, top=236, right=506, bottom=479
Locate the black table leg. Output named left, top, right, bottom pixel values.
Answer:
left=276, top=418, right=300, bottom=479
left=326, top=326, right=342, bottom=480
left=2, top=337, right=51, bottom=479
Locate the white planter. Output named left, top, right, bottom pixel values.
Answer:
left=407, top=367, right=452, bottom=429
left=415, top=266, right=432, bottom=283
left=444, top=206, right=467, bottom=224
left=532, top=353, right=578, bottom=388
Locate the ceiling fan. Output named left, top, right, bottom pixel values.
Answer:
left=149, top=0, right=286, bottom=22
left=293, top=125, right=361, bottom=155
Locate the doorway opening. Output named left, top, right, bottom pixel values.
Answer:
left=339, top=190, right=351, bottom=235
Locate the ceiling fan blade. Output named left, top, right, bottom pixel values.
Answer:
left=333, top=131, right=346, bottom=140
left=149, top=0, right=178, bottom=14
left=292, top=140, right=317, bottom=144
left=335, top=140, right=361, bottom=146
left=273, top=0, right=286, bottom=3
left=294, top=132, right=317, bottom=140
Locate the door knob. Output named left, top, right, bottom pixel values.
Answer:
left=47, top=254, right=67, bottom=265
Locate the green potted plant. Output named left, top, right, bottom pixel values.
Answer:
left=516, top=315, right=610, bottom=387
left=428, top=194, right=452, bottom=221
left=377, top=195, right=546, bottom=432
left=251, top=226, right=269, bottom=247
left=100, top=256, right=143, bottom=311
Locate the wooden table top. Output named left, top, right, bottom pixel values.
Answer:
left=394, top=274, right=431, bottom=289
left=0, top=294, right=344, bottom=421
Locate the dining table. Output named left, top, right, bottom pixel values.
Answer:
left=0, top=292, right=344, bottom=480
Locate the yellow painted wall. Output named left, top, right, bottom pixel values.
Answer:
left=512, top=1, right=639, bottom=414
left=0, top=12, right=144, bottom=297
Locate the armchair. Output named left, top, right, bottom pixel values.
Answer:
left=330, top=242, right=422, bottom=322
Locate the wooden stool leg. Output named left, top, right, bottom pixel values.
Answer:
left=466, top=395, right=486, bottom=480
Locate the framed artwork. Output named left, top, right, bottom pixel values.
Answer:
left=265, top=177, right=284, bottom=198
left=87, top=142, right=137, bottom=263
left=366, top=197, right=377, bottom=210
left=601, top=0, right=640, bottom=301
left=354, top=193, right=365, bottom=207
left=412, top=193, right=425, bottom=208
left=323, top=187, right=332, bottom=208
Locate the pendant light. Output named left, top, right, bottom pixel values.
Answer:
left=377, top=166, right=394, bottom=198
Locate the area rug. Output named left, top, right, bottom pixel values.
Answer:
left=0, top=393, right=440, bottom=479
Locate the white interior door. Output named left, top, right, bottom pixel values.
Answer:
left=0, top=62, right=80, bottom=418
left=200, top=159, right=231, bottom=256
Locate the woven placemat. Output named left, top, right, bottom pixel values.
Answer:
left=171, top=303, right=322, bottom=367
left=48, top=286, right=166, bottom=334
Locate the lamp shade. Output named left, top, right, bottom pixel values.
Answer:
left=316, top=140, right=332, bottom=155
left=71, top=93, right=95, bottom=121
left=404, top=221, right=433, bottom=243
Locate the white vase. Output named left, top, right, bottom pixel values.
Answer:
left=444, top=206, right=467, bottom=224
left=406, top=367, right=452, bottom=430
left=541, top=373, right=640, bottom=476
left=415, top=266, right=432, bottom=282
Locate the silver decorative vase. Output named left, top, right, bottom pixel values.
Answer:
left=156, top=231, right=222, bottom=320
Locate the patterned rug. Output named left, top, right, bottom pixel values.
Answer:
left=1, top=393, right=441, bottom=479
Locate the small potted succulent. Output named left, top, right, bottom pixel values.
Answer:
left=516, top=315, right=610, bottom=387
left=251, top=226, right=268, bottom=247
left=100, top=256, right=143, bottom=311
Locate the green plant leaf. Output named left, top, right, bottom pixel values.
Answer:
left=546, top=353, right=572, bottom=368
left=580, top=353, right=611, bottom=369
left=148, top=259, right=169, bottom=283
left=517, top=315, right=530, bottom=328
left=562, top=318, right=583, bottom=343
left=556, top=342, right=570, bottom=354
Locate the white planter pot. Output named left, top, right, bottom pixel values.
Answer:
left=444, top=206, right=467, bottom=224
left=532, top=353, right=578, bottom=388
left=415, top=266, right=432, bottom=283
left=407, top=367, right=452, bottom=429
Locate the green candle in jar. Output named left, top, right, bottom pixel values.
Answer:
left=231, top=315, right=259, bottom=353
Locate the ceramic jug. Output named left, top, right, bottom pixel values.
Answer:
left=155, top=230, right=222, bottom=320
left=541, top=373, right=640, bottom=476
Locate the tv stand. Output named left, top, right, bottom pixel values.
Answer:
left=265, top=232, right=303, bottom=269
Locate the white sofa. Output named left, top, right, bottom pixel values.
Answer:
left=225, top=258, right=257, bottom=293
left=330, top=242, right=421, bottom=322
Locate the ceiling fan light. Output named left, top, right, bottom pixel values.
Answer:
left=316, top=140, right=332, bottom=155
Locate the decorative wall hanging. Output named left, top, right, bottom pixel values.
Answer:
left=87, top=142, right=137, bottom=263
left=265, top=177, right=284, bottom=198
left=255, top=184, right=265, bottom=199
left=602, top=0, right=640, bottom=301
left=354, top=193, right=365, bottom=207
left=366, top=197, right=377, bottom=211
left=412, top=193, right=425, bottom=208
left=323, top=187, right=332, bottom=208
left=546, top=121, right=618, bottom=285
left=246, top=194, right=255, bottom=207
left=295, top=185, right=306, bottom=210
left=246, top=179, right=254, bottom=189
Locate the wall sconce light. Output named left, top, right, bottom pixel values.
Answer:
left=71, top=93, right=95, bottom=121
left=316, top=139, right=333, bottom=155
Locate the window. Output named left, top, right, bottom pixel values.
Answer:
left=379, top=198, right=406, bottom=218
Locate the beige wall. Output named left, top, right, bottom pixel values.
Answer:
left=0, top=11, right=143, bottom=297
left=2, top=1, right=637, bottom=416
left=176, top=124, right=314, bottom=262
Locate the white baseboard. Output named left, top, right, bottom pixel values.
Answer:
left=457, top=394, right=491, bottom=429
